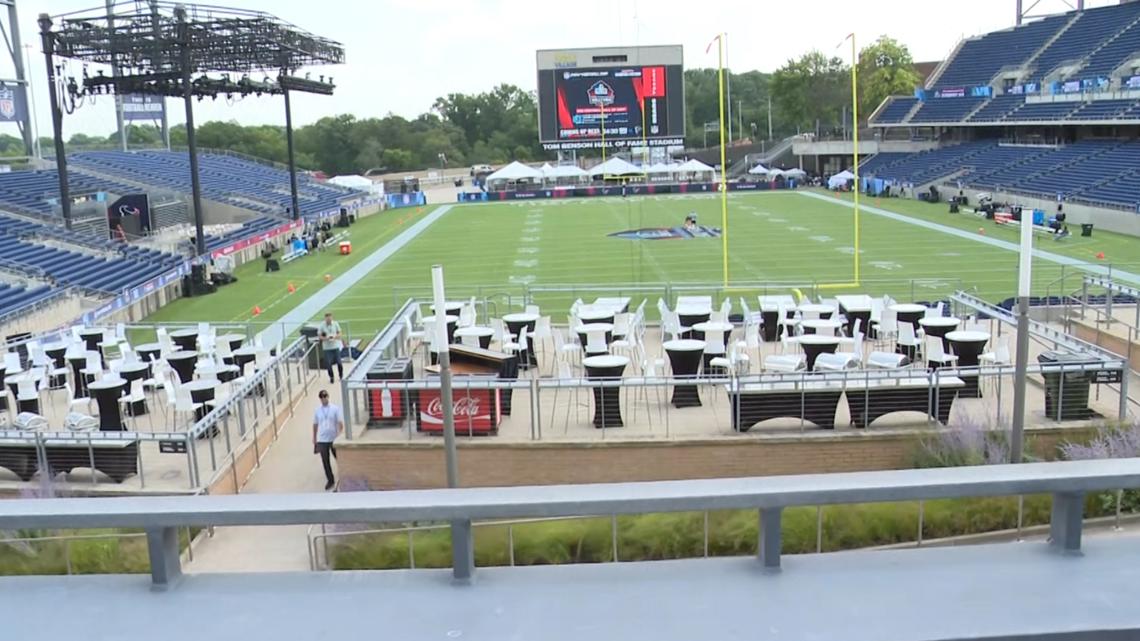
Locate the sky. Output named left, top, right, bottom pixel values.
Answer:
left=1, top=0, right=1124, bottom=137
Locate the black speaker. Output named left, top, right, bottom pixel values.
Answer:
left=266, top=258, right=280, bottom=272
left=337, top=207, right=350, bottom=228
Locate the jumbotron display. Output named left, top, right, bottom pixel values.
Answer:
left=536, top=46, right=685, bottom=151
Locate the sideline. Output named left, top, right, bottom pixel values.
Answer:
left=258, top=205, right=454, bottom=346
left=799, top=191, right=1140, bottom=287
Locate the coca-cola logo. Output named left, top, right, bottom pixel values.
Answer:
left=425, top=396, right=483, bottom=417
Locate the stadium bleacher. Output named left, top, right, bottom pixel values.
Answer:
left=0, top=170, right=137, bottom=217
left=1004, top=100, right=1082, bottom=121
left=908, top=97, right=986, bottom=124
left=0, top=283, right=54, bottom=320
left=968, top=95, right=1025, bottom=122
left=930, top=14, right=1071, bottom=90
left=70, top=151, right=357, bottom=219
left=1026, top=2, right=1140, bottom=84
left=872, top=97, right=918, bottom=124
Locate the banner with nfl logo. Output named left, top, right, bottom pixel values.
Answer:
left=0, top=84, right=27, bottom=122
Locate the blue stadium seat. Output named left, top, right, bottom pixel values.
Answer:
left=871, top=97, right=918, bottom=124
left=932, top=14, right=1070, bottom=90
left=1028, top=3, right=1140, bottom=84
left=909, top=98, right=987, bottom=123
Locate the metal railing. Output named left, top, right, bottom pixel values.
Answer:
left=342, top=357, right=1131, bottom=441
left=3, top=458, right=1139, bottom=586
left=306, top=494, right=1138, bottom=571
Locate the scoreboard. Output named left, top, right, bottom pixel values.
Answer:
left=536, top=46, right=685, bottom=151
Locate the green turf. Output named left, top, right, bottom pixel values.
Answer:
left=144, top=191, right=1137, bottom=343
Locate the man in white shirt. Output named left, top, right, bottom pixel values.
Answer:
left=312, top=390, right=344, bottom=490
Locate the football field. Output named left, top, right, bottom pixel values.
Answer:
left=146, top=190, right=1139, bottom=340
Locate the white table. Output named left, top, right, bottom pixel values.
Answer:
left=891, top=304, right=928, bottom=329
left=918, top=317, right=962, bottom=351
left=795, top=335, right=842, bottom=371
left=946, top=330, right=991, bottom=397
left=691, top=321, right=733, bottom=355
left=577, top=307, right=615, bottom=323
left=502, top=313, right=540, bottom=367
left=757, top=295, right=797, bottom=311
left=662, top=339, right=706, bottom=408
left=797, top=303, right=836, bottom=318
left=676, top=295, right=712, bottom=307
left=592, top=297, right=631, bottom=313
left=577, top=323, right=615, bottom=354
left=835, top=295, right=873, bottom=312
left=799, top=319, right=843, bottom=335
left=582, top=355, right=630, bottom=428
left=455, top=326, right=494, bottom=349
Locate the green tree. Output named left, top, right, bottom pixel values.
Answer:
left=857, top=36, right=921, bottom=117
left=770, top=51, right=849, bottom=135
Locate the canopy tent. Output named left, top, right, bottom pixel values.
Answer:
left=747, top=163, right=769, bottom=175
left=539, top=163, right=555, bottom=178
left=549, top=164, right=588, bottom=178
left=676, top=159, right=715, bottom=174
left=828, top=169, right=855, bottom=189
left=647, top=163, right=676, bottom=174
left=589, top=157, right=642, bottom=176
left=486, top=161, right=543, bottom=186
left=327, top=174, right=378, bottom=193
left=783, top=168, right=807, bottom=178
left=766, top=168, right=785, bottom=178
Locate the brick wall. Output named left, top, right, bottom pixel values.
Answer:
left=338, top=425, right=1097, bottom=490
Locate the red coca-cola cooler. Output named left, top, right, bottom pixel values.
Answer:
left=416, top=387, right=502, bottom=435
left=366, top=358, right=413, bottom=427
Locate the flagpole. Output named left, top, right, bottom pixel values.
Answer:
left=850, top=33, right=861, bottom=285
left=716, top=33, right=729, bottom=287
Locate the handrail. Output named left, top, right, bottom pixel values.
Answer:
left=3, top=459, right=1140, bottom=585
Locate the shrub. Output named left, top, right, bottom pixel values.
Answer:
left=1059, top=421, right=1140, bottom=514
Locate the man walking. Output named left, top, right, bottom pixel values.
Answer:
left=318, top=311, right=344, bottom=383
left=312, top=390, right=343, bottom=490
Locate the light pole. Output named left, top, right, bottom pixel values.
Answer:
left=1010, top=212, right=1033, bottom=463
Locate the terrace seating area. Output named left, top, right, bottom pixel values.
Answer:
left=859, top=139, right=1140, bottom=209
left=873, top=95, right=1140, bottom=126
left=204, top=216, right=288, bottom=253
left=69, top=151, right=357, bottom=219
left=0, top=323, right=281, bottom=485
left=360, top=293, right=1123, bottom=442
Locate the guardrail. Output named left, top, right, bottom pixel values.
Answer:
left=4, top=459, right=1139, bottom=586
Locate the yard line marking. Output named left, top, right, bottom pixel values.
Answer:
left=257, top=205, right=455, bottom=346
left=800, top=191, right=1140, bottom=286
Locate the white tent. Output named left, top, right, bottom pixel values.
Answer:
left=766, top=168, right=785, bottom=178
left=550, top=164, right=588, bottom=178
left=589, top=157, right=641, bottom=176
left=647, top=163, right=675, bottom=174
left=327, top=174, right=378, bottom=193
left=486, top=161, right=543, bottom=184
left=783, top=168, right=807, bottom=178
left=828, top=169, right=855, bottom=189
left=539, top=163, right=556, bottom=178
left=747, top=163, right=769, bottom=175
left=676, top=159, right=715, bottom=174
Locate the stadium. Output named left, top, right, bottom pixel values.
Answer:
left=0, top=1, right=1139, bottom=639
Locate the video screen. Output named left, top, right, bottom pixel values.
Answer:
left=538, top=64, right=684, bottom=150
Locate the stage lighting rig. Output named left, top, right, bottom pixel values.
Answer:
left=40, top=1, right=344, bottom=251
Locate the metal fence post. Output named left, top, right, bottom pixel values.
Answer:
left=450, top=519, right=475, bottom=583
left=1049, top=491, right=1085, bottom=554
left=758, top=507, right=782, bottom=572
left=145, top=526, right=182, bottom=588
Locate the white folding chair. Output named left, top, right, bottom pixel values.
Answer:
left=924, top=335, right=958, bottom=369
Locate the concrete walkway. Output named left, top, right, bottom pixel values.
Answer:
left=185, top=386, right=340, bottom=573
left=183, top=208, right=449, bottom=572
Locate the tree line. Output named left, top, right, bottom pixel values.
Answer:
left=5, top=36, right=919, bottom=175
